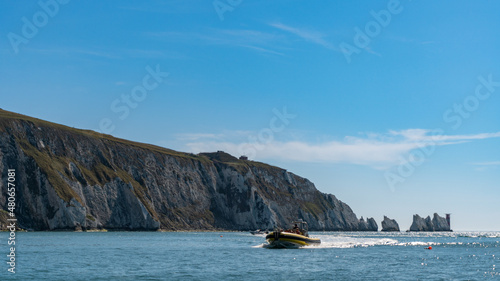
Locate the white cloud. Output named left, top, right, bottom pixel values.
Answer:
left=175, top=130, right=251, bottom=142
left=175, top=133, right=224, bottom=141
left=432, top=132, right=500, bottom=141
left=180, top=129, right=500, bottom=169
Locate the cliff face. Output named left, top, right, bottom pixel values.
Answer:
left=409, top=213, right=451, bottom=232
left=381, top=216, right=400, bottom=232
left=0, top=109, right=376, bottom=231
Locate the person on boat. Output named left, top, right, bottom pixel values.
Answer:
left=293, top=224, right=301, bottom=234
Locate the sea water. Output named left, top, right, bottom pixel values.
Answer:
left=0, top=231, right=499, bottom=280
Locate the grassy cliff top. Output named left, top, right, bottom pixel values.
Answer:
left=0, top=109, right=282, bottom=172
left=0, top=109, right=201, bottom=160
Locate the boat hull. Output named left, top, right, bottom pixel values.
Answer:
left=265, top=232, right=321, bottom=248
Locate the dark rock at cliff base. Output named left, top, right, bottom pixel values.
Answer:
left=409, top=213, right=451, bottom=232
left=0, top=109, right=376, bottom=231
left=381, top=216, right=400, bottom=232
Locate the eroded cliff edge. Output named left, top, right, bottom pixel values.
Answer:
left=0, top=109, right=377, bottom=231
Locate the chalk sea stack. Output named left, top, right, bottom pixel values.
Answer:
left=358, top=217, right=378, bottom=231
left=381, top=216, right=400, bottom=232
left=0, top=109, right=378, bottom=231
left=409, top=213, right=451, bottom=232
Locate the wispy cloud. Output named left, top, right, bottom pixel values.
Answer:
left=23, top=47, right=123, bottom=59
left=471, top=161, right=500, bottom=166
left=21, top=46, right=187, bottom=60
left=385, top=33, right=436, bottom=46
left=388, top=130, right=500, bottom=142
left=268, top=22, right=339, bottom=51
left=146, top=29, right=284, bottom=56
left=363, top=46, right=382, bottom=57
left=179, top=129, right=500, bottom=169
left=175, top=133, right=225, bottom=141
left=238, top=44, right=285, bottom=56
left=471, top=161, right=500, bottom=172
left=119, top=1, right=208, bottom=14
left=146, top=23, right=341, bottom=57
left=175, top=130, right=251, bottom=142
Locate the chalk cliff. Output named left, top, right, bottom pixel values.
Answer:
left=409, top=213, right=451, bottom=232
left=381, top=216, right=400, bottom=232
left=0, top=109, right=377, bottom=231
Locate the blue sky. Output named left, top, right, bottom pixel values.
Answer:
left=1, top=0, right=499, bottom=230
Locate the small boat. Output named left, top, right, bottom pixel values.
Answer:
left=265, top=220, right=321, bottom=248
left=249, top=229, right=268, bottom=235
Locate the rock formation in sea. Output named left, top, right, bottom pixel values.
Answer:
left=381, top=216, right=400, bottom=232
left=409, top=213, right=451, bottom=232
left=0, top=109, right=379, bottom=232
left=357, top=216, right=378, bottom=231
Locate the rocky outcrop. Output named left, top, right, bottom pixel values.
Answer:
left=381, top=216, right=400, bottom=232
left=409, top=213, right=451, bottom=232
left=0, top=109, right=376, bottom=231
left=357, top=216, right=378, bottom=231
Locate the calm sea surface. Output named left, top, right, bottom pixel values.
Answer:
left=1, top=231, right=499, bottom=280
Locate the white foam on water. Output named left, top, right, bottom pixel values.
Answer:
left=253, top=231, right=500, bottom=249
left=305, top=236, right=399, bottom=249
left=252, top=243, right=268, bottom=248
left=395, top=241, right=438, bottom=246
left=254, top=236, right=444, bottom=249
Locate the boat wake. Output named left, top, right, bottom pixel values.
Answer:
left=253, top=239, right=484, bottom=249
left=305, top=236, right=398, bottom=249
left=252, top=232, right=500, bottom=249
left=253, top=237, right=400, bottom=249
